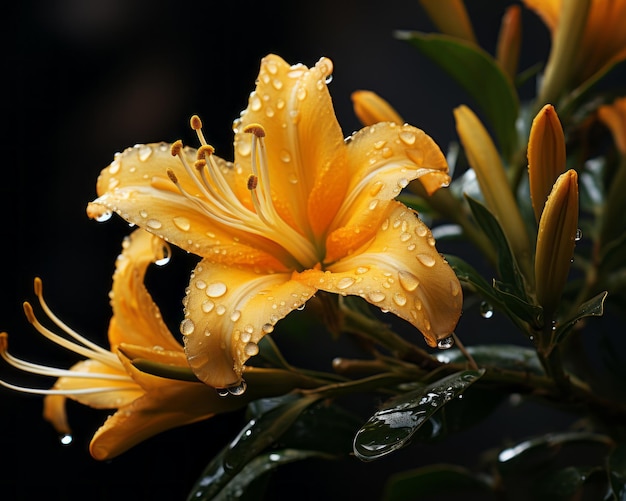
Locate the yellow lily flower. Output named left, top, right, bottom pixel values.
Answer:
left=524, top=0, right=626, bottom=95
left=598, top=96, right=626, bottom=155
left=1, top=230, right=271, bottom=460
left=87, top=54, right=463, bottom=391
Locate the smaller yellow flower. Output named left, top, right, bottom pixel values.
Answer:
left=418, top=0, right=476, bottom=45
left=534, top=169, right=579, bottom=318
left=0, top=230, right=309, bottom=460
left=528, top=104, right=567, bottom=223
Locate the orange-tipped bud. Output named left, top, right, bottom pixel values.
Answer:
left=351, top=90, right=404, bottom=127
left=496, top=5, right=522, bottom=80
left=528, top=104, right=567, bottom=223
left=535, top=169, right=579, bottom=318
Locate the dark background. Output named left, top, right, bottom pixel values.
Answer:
left=0, top=1, right=595, bottom=499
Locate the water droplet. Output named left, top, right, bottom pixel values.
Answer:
left=397, top=177, right=409, bottom=189
left=138, top=145, right=153, bottom=161
left=206, top=282, right=227, bottom=298
left=416, top=254, right=436, bottom=267
left=368, top=291, right=386, bottom=303
left=437, top=335, right=455, bottom=350
left=392, top=292, right=407, bottom=306
left=244, top=342, right=259, bottom=356
left=154, top=244, right=171, bottom=266
left=215, top=305, right=227, bottom=316
left=59, top=433, right=73, bottom=446
left=250, top=93, right=262, bottom=111
left=370, top=181, right=384, bottom=196
left=355, top=266, right=369, bottom=275
left=262, top=323, right=274, bottom=334
left=280, top=149, right=292, bottom=163
left=575, top=228, right=583, bottom=241
left=108, top=160, right=121, bottom=175
left=195, top=280, right=207, bottom=290
left=480, top=301, right=494, bottom=319
left=95, top=210, right=113, bottom=223
left=173, top=216, right=191, bottom=231
left=272, top=78, right=283, bottom=90
left=337, top=277, right=356, bottom=290
left=325, top=74, right=333, bottom=84
left=230, top=310, right=241, bottom=322
left=216, top=387, right=230, bottom=397
left=450, top=279, right=461, bottom=297
left=201, top=299, right=215, bottom=313
left=368, top=199, right=379, bottom=210
left=227, top=380, right=247, bottom=396
left=296, top=87, right=307, bottom=101
left=180, top=318, right=195, bottom=336
left=398, top=270, right=419, bottom=291
left=399, top=130, right=416, bottom=145
left=147, top=218, right=162, bottom=230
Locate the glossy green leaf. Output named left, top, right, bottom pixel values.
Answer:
left=353, top=369, right=485, bottom=461
left=608, top=444, right=626, bottom=500
left=553, top=291, right=607, bottom=344
left=465, top=195, right=528, bottom=298
left=383, top=464, right=494, bottom=501
left=213, top=449, right=333, bottom=501
left=497, top=431, right=613, bottom=471
left=436, top=344, right=544, bottom=375
left=396, top=30, right=519, bottom=158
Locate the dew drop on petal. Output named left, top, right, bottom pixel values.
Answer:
left=154, top=244, right=171, bottom=266
left=575, top=228, right=583, bottom=241
left=244, top=342, right=259, bottom=357
left=416, top=254, right=436, bottom=267
left=262, top=323, right=274, bottom=334
left=393, top=292, right=407, bottom=306
left=147, top=218, right=162, bottom=230
left=95, top=210, right=113, bottom=223
left=227, top=380, right=247, bottom=396
left=201, top=299, right=215, bottom=313
left=398, top=270, right=420, bottom=291
left=368, top=291, right=386, bottom=303
left=180, top=318, right=195, bottom=336
left=230, top=310, right=242, bottom=322
left=206, top=282, right=227, bottom=298
left=173, top=216, right=191, bottom=231
left=337, top=277, right=356, bottom=290
left=138, top=145, right=153, bottom=161
left=216, top=387, right=230, bottom=397
left=215, top=305, right=226, bottom=316
left=399, top=130, right=416, bottom=145
left=59, top=434, right=73, bottom=446
left=437, top=335, right=455, bottom=350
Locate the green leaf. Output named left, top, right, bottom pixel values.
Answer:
left=396, top=30, right=519, bottom=158
left=553, top=291, right=607, bottom=344
left=212, top=449, right=333, bottom=501
left=436, top=344, right=544, bottom=375
left=608, top=444, right=626, bottom=500
left=383, top=464, right=495, bottom=501
left=533, top=466, right=605, bottom=501
left=465, top=195, right=528, bottom=297
left=353, top=369, right=485, bottom=461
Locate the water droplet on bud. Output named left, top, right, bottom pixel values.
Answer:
left=437, top=335, right=455, bottom=350
left=480, top=301, right=494, bottom=319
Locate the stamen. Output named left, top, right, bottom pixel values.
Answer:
left=243, top=123, right=266, bottom=138
left=0, top=379, right=139, bottom=396
left=23, top=302, right=120, bottom=368
left=190, top=115, right=208, bottom=145
left=247, top=175, right=258, bottom=190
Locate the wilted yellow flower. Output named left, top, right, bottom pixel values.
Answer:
left=534, top=169, right=579, bottom=317
left=528, top=104, right=567, bottom=223
left=87, top=54, right=463, bottom=391
left=0, top=230, right=306, bottom=460
left=524, top=0, right=626, bottom=99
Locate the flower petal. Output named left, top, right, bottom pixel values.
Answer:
left=88, top=349, right=244, bottom=460
left=298, top=202, right=462, bottom=346
left=236, top=54, right=348, bottom=239
left=108, top=229, right=184, bottom=351
left=325, top=122, right=450, bottom=263
left=89, top=143, right=291, bottom=270
left=182, top=260, right=317, bottom=388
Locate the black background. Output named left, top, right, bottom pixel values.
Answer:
left=1, top=1, right=606, bottom=500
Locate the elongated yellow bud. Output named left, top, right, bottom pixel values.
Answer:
left=496, top=5, right=522, bottom=80
left=528, top=104, right=567, bottom=223
left=535, top=169, right=579, bottom=318
left=454, top=105, right=532, bottom=280
left=351, top=90, right=404, bottom=126
left=418, top=0, right=476, bottom=45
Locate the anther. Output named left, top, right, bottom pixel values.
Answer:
left=170, top=140, right=183, bottom=156
left=190, top=115, right=202, bottom=130
left=194, top=159, right=207, bottom=171
left=243, top=123, right=266, bottom=138
left=247, top=175, right=259, bottom=190
left=0, top=332, right=8, bottom=353
left=23, top=302, right=36, bottom=324
left=197, top=145, right=215, bottom=159
left=166, top=169, right=179, bottom=184
left=34, top=277, right=43, bottom=296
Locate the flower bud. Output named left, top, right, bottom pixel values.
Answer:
left=528, top=104, right=567, bottom=223
left=351, top=90, right=404, bottom=126
left=534, top=169, right=579, bottom=318
left=496, top=5, right=522, bottom=80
